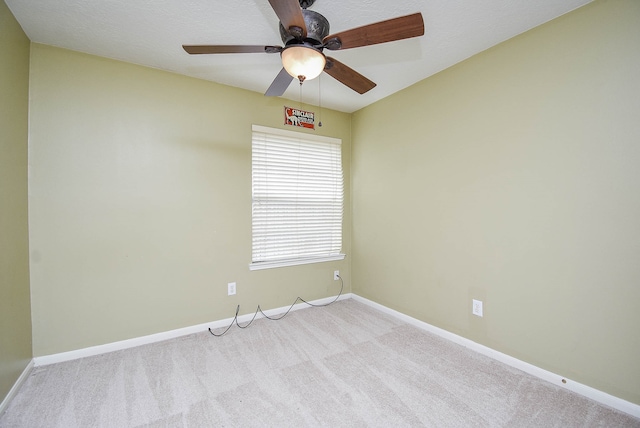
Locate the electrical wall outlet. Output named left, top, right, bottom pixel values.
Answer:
left=228, top=282, right=236, bottom=296
left=472, top=299, right=483, bottom=317
left=334, top=270, right=340, bottom=280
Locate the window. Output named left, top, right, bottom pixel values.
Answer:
left=250, top=125, right=344, bottom=270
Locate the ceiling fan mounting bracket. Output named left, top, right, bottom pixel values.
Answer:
left=324, top=37, right=342, bottom=50
left=324, top=58, right=334, bottom=70
left=298, top=0, right=316, bottom=9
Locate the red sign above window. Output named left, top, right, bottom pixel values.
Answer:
left=284, top=106, right=315, bottom=130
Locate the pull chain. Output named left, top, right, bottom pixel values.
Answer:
left=318, top=75, right=323, bottom=127
left=298, top=75, right=305, bottom=110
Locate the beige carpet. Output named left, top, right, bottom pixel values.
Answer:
left=1, top=299, right=638, bottom=427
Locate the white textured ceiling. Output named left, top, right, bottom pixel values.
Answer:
left=7, top=0, right=592, bottom=113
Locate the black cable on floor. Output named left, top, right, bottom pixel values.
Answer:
left=208, top=275, right=344, bottom=337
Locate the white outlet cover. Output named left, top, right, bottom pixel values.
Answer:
left=228, top=282, right=236, bottom=296
left=472, top=299, right=483, bottom=317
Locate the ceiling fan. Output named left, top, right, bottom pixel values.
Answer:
left=182, top=0, right=424, bottom=96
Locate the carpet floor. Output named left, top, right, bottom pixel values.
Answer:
left=1, top=299, right=638, bottom=427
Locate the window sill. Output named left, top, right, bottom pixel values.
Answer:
left=249, top=254, right=346, bottom=271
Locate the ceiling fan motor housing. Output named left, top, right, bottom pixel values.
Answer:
left=279, top=9, right=330, bottom=45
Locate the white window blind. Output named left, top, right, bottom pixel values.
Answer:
left=250, top=125, right=344, bottom=270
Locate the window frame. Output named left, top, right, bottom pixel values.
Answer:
left=249, top=125, right=345, bottom=271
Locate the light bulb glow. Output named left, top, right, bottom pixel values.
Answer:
left=281, top=46, right=326, bottom=81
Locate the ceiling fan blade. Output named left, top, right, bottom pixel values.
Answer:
left=268, top=0, right=307, bottom=38
left=324, top=57, right=376, bottom=94
left=323, top=12, right=424, bottom=50
left=183, top=45, right=282, bottom=54
left=265, top=68, right=294, bottom=97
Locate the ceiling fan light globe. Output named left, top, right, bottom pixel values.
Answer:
left=281, top=46, right=326, bottom=81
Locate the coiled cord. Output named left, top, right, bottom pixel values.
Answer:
left=209, top=275, right=344, bottom=337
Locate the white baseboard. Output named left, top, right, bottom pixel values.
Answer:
left=33, top=292, right=352, bottom=367
left=0, top=359, right=34, bottom=416
left=351, top=293, right=640, bottom=419
left=28, top=292, right=638, bottom=419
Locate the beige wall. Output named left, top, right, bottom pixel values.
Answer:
left=0, top=0, right=32, bottom=401
left=352, top=0, right=640, bottom=405
left=28, top=44, right=351, bottom=356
